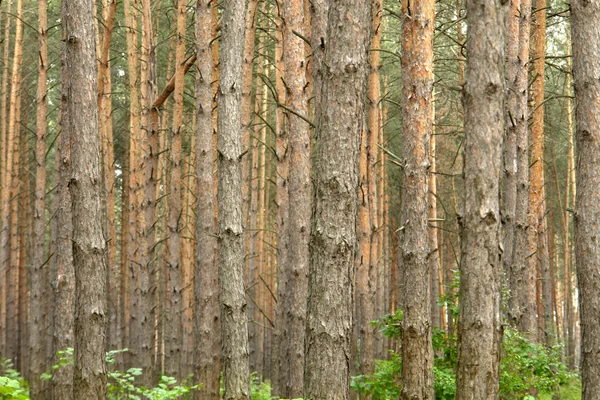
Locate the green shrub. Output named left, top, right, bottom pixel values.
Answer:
left=352, top=309, right=580, bottom=400
left=42, top=348, right=199, bottom=400
left=0, top=359, right=28, bottom=400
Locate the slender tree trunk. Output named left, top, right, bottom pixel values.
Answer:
left=52, top=83, right=74, bottom=400
left=572, top=1, right=600, bottom=397
left=164, top=0, right=187, bottom=378
left=193, top=0, right=221, bottom=396
left=564, top=38, right=575, bottom=365
left=511, top=0, right=536, bottom=340
left=279, top=0, right=312, bottom=390
left=0, top=0, right=11, bottom=356
left=304, top=0, right=371, bottom=397
left=504, top=0, right=520, bottom=299
left=63, top=0, right=107, bottom=396
left=17, top=108, right=29, bottom=376
left=455, top=1, right=506, bottom=398
left=529, top=0, right=552, bottom=345
left=218, top=0, right=250, bottom=397
left=137, top=0, right=156, bottom=384
left=1, top=0, right=23, bottom=363
left=29, top=0, right=49, bottom=395
left=97, top=0, right=118, bottom=354
left=398, top=1, right=435, bottom=398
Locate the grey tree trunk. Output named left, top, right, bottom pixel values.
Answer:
left=572, top=0, right=600, bottom=398
left=398, top=0, right=435, bottom=398
left=217, top=0, right=250, bottom=398
left=503, top=0, right=519, bottom=293
left=510, top=0, right=536, bottom=341
left=455, top=0, right=506, bottom=398
left=193, top=0, right=221, bottom=397
left=29, top=0, right=49, bottom=396
left=303, top=0, right=371, bottom=398
left=63, top=0, right=107, bottom=397
left=52, top=109, right=74, bottom=399
left=277, top=0, right=311, bottom=396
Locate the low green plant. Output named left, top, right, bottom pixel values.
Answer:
left=352, top=306, right=580, bottom=400
left=42, top=348, right=199, bottom=400
left=250, top=372, right=271, bottom=400
left=0, top=359, right=28, bottom=400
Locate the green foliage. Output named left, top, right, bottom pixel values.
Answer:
left=500, top=329, right=577, bottom=399
left=351, top=353, right=402, bottom=399
left=352, top=310, right=580, bottom=400
left=250, top=373, right=272, bottom=400
left=42, top=348, right=199, bottom=400
left=0, top=360, right=28, bottom=400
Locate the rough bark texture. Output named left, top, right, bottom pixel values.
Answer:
left=29, top=0, right=49, bottom=396
left=503, top=0, right=520, bottom=291
left=52, top=97, right=74, bottom=400
left=303, top=0, right=371, bottom=397
left=193, top=1, right=220, bottom=397
left=572, top=1, right=600, bottom=397
left=63, top=0, right=107, bottom=396
left=218, top=0, right=250, bottom=397
left=165, top=0, right=186, bottom=378
left=529, top=0, right=550, bottom=344
left=0, top=0, right=22, bottom=362
left=398, top=1, right=435, bottom=398
left=455, top=0, right=506, bottom=398
left=137, top=0, right=156, bottom=384
left=0, top=0, right=11, bottom=354
left=273, top=0, right=289, bottom=391
left=277, top=0, right=311, bottom=396
left=510, top=0, right=536, bottom=340
left=97, top=0, right=118, bottom=355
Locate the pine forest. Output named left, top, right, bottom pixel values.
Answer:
left=0, top=0, right=598, bottom=399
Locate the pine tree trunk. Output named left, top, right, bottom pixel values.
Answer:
left=398, top=1, right=435, bottom=398
left=503, top=0, right=520, bottom=301
left=571, top=1, right=600, bottom=397
left=0, top=0, right=11, bottom=355
left=193, top=0, right=221, bottom=396
left=510, top=0, right=537, bottom=340
left=165, top=0, right=187, bottom=378
left=279, top=0, right=312, bottom=389
left=97, top=0, right=118, bottom=355
left=63, top=0, right=107, bottom=396
left=455, top=1, right=506, bottom=398
left=137, top=0, right=156, bottom=384
left=1, top=0, right=23, bottom=363
left=29, top=0, right=49, bottom=394
left=304, top=0, right=371, bottom=397
left=218, top=0, right=250, bottom=397
left=529, top=0, right=552, bottom=344
left=52, top=86, right=74, bottom=400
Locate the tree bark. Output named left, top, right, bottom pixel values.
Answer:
left=63, top=0, right=107, bottom=396
left=277, top=0, right=312, bottom=395
left=136, top=0, right=156, bottom=384
left=304, top=0, right=371, bottom=397
left=218, top=0, right=250, bottom=397
left=165, top=0, right=187, bottom=378
left=398, top=0, right=435, bottom=398
left=29, top=0, right=49, bottom=395
left=529, top=0, right=552, bottom=345
left=510, top=0, right=536, bottom=340
left=503, top=0, right=520, bottom=299
left=52, top=90, right=74, bottom=400
left=193, top=0, right=221, bottom=397
left=572, top=0, right=600, bottom=397
left=1, top=0, right=23, bottom=363
left=455, top=0, right=506, bottom=398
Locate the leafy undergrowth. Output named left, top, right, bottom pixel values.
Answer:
left=350, top=310, right=581, bottom=400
